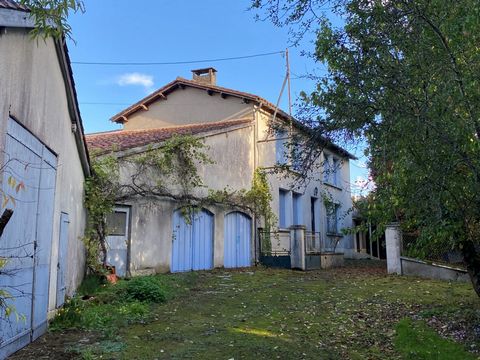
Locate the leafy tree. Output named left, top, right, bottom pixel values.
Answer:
left=19, top=0, right=84, bottom=39
left=252, top=0, right=480, bottom=295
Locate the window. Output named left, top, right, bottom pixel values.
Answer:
left=291, top=143, right=303, bottom=172
left=326, top=203, right=340, bottom=234
left=332, top=158, right=340, bottom=186
left=279, top=189, right=288, bottom=228
left=276, top=130, right=288, bottom=165
left=323, top=154, right=330, bottom=183
left=106, top=210, right=127, bottom=236
left=323, top=154, right=341, bottom=187
left=292, top=193, right=302, bottom=225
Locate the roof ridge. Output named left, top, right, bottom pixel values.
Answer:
left=86, top=118, right=251, bottom=138
left=109, top=77, right=284, bottom=123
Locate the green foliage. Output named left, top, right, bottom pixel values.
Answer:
left=395, top=318, right=477, bottom=360
left=83, top=155, right=119, bottom=273
left=244, top=168, right=276, bottom=230
left=254, top=0, right=480, bottom=294
left=125, top=276, right=167, bottom=303
left=133, top=134, right=214, bottom=199
left=19, top=0, right=85, bottom=40
left=77, top=274, right=105, bottom=296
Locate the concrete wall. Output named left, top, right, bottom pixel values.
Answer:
left=0, top=28, right=87, bottom=312
left=124, top=86, right=254, bottom=130
left=400, top=257, right=469, bottom=282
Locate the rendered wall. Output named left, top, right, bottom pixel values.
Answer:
left=124, top=87, right=254, bottom=130
left=0, top=28, right=87, bottom=312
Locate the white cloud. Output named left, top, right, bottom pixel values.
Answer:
left=117, top=73, right=154, bottom=93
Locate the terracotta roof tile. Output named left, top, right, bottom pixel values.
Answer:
left=0, top=0, right=29, bottom=11
left=86, top=119, right=252, bottom=154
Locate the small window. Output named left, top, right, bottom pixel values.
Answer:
left=292, top=192, right=302, bottom=225
left=279, top=189, right=288, bottom=228
left=323, top=154, right=330, bottom=183
left=326, top=203, right=339, bottom=234
left=291, top=143, right=303, bottom=172
left=332, top=158, right=340, bottom=186
left=106, top=211, right=127, bottom=236
left=276, top=130, right=288, bottom=165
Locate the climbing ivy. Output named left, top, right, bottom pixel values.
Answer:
left=83, top=155, right=119, bottom=273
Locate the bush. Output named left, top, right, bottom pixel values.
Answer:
left=78, top=274, right=105, bottom=296
left=125, top=276, right=167, bottom=303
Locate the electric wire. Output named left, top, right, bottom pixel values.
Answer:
left=72, top=50, right=285, bottom=66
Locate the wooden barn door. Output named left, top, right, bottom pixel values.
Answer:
left=171, top=208, right=214, bottom=272
left=0, top=118, right=57, bottom=357
left=224, top=212, right=252, bottom=268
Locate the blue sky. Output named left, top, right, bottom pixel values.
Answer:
left=67, top=0, right=370, bottom=195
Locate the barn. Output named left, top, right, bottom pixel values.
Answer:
left=0, top=2, right=90, bottom=357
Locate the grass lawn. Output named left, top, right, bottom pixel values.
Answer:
left=9, top=260, right=480, bottom=359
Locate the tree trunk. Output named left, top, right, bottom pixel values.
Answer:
left=461, top=240, right=480, bottom=297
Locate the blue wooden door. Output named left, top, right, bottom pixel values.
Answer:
left=0, top=118, right=57, bottom=357
left=56, top=213, right=69, bottom=308
left=224, top=212, right=252, bottom=268
left=171, top=209, right=213, bottom=272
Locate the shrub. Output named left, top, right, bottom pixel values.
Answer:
left=78, top=274, right=105, bottom=296
left=125, top=276, right=167, bottom=303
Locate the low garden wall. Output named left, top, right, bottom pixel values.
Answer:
left=400, top=257, right=469, bottom=283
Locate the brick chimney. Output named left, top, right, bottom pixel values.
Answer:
left=191, top=67, right=217, bottom=86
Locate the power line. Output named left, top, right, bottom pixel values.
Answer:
left=80, top=102, right=131, bottom=105
left=72, top=50, right=285, bottom=66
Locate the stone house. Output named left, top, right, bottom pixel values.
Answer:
left=0, top=1, right=90, bottom=357
left=86, top=68, right=355, bottom=276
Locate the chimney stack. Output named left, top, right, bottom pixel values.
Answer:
left=191, top=67, right=217, bottom=86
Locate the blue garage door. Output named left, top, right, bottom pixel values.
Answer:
left=171, top=208, right=214, bottom=272
left=0, top=118, right=57, bottom=358
left=224, top=212, right=252, bottom=268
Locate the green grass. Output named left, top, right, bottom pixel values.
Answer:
left=50, top=272, right=198, bottom=334
left=117, top=265, right=478, bottom=360
left=14, top=262, right=479, bottom=359
left=395, top=318, right=477, bottom=360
